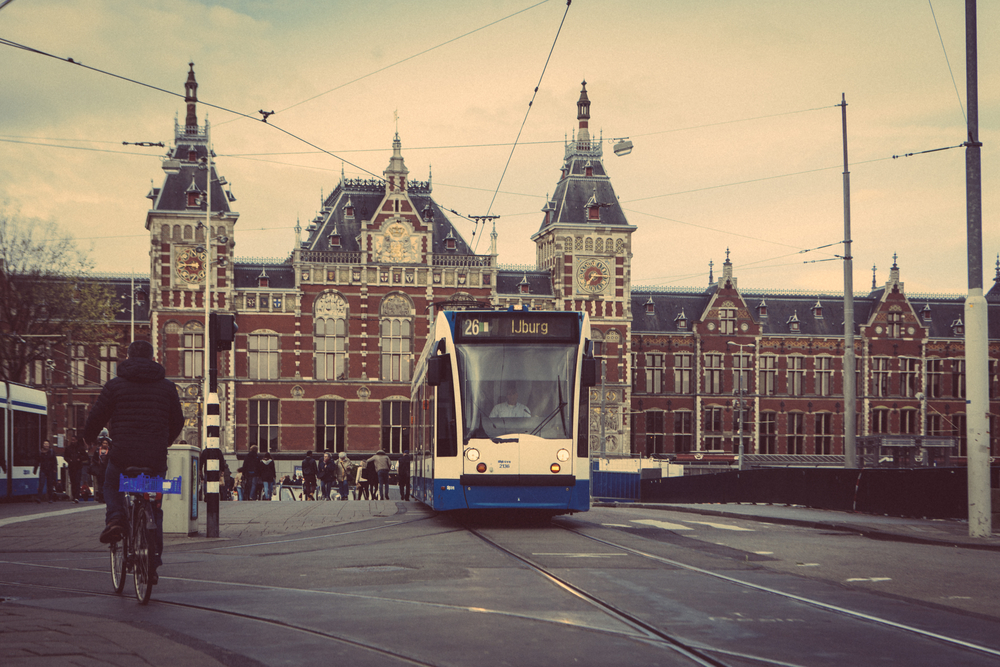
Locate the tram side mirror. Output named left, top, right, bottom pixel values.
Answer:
left=427, top=354, right=451, bottom=386
left=581, top=356, right=598, bottom=387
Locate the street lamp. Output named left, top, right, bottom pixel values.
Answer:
left=727, top=341, right=754, bottom=470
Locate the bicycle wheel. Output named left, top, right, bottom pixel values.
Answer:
left=110, top=536, right=126, bottom=593
left=132, top=501, right=153, bottom=604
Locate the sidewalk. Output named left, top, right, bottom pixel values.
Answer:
left=598, top=501, right=1000, bottom=551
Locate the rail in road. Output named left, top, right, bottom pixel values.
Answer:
left=1, top=502, right=999, bottom=666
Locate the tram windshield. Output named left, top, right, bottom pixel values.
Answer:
left=456, top=342, right=577, bottom=442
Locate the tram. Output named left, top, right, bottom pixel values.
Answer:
left=1, top=382, right=48, bottom=498
left=410, top=307, right=596, bottom=513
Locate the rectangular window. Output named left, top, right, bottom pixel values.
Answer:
left=926, top=359, right=943, bottom=399
left=315, top=317, right=347, bottom=381
left=719, top=308, right=736, bottom=335
left=183, top=333, right=204, bottom=378
left=814, top=357, right=832, bottom=397
left=703, top=405, right=724, bottom=450
left=888, top=311, right=903, bottom=338
left=815, top=413, right=833, bottom=455
left=872, top=357, right=891, bottom=398
left=900, top=358, right=920, bottom=398
left=99, top=345, right=118, bottom=385
left=704, top=353, right=723, bottom=395
left=71, top=344, right=87, bottom=386
left=952, top=360, right=966, bottom=399
left=381, top=318, right=412, bottom=382
left=788, top=356, right=804, bottom=396
left=382, top=400, right=410, bottom=454
left=316, top=400, right=345, bottom=452
left=954, top=413, right=967, bottom=457
left=733, top=353, right=752, bottom=394
left=673, top=354, right=692, bottom=394
left=673, top=411, right=693, bottom=453
left=927, top=413, right=945, bottom=437
left=759, top=411, right=777, bottom=454
left=788, top=413, right=805, bottom=454
left=872, top=408, right=891, bottom=434
left=760, top=355, right=777, bottom=396
left=644, top=353, right=664, bottom=394
left=249, top=399, right=279, bottom=454
left=249, top=334, right=280, bottom=380
left=900, top=409, right=919, bottom=435
left=645, top=411, right=666, bottom=454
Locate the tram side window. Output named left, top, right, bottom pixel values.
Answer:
left=577, top=388, right=589, bottom=458
left=436, top=375, right=458, bottom=457
left=13, top=411, right=45, bottom=466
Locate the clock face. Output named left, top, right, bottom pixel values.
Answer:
left=576, top=258, right=611, bottom=294
left=176, top=247, right=207, bottom=283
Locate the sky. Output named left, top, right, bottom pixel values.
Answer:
left=1, top=0, right=997, bottom=296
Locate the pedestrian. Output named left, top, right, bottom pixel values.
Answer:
left=233, top=470, right=244, bottom=500
left=319, top=452, right=336, bottom=500
left=336, top=452, right=351, bottom=501
left=397, top=448, right=412, bottom=501
left=65, top=437, right=87, bottom=503
left=259, top=452, right=276, bottom=500
left=243, top=445, right=261, bottom=500
left=83, top=339, right=184, bottom=584
left=365, top=449, right=391, bottom=500
left=301, top=450, right=318, bottom=500
left=91, top=433, right=110, bottom=504
left=33, top=440, right=58, bottom=503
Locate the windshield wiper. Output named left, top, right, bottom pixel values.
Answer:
left=530, top=382, right=567, bottom=436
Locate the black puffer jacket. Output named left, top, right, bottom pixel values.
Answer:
left=83, top=357, right=184, bottom=474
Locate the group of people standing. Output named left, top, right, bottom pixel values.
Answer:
left=234, top=445, right=276, bottom=500
left=31, top=434, right=112, bottom=504
left=297, top=448, right=411, bottom=501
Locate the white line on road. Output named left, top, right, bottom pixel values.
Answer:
left=532, top=553, right=628, bottom=558
left=630, top=519, right=692, bottom=531
left=846, top=577, right=891, bottom=582
left=0, top=505, right=102, bottom=528
left=681, top=520, right=755, bottom=532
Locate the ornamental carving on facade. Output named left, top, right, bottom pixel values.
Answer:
left=374, top=220, right=419, bottom=263
left=381, top=294, right=411, bottom=317
left=314, top=292, right=348, bottom=319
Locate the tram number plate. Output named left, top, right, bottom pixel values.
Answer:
left=498, top=460, right=511, bottom=469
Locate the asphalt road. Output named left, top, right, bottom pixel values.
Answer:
left=1, top=499, right=998, bottom=666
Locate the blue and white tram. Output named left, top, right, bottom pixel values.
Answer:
left=410, top=307, right=596, bottom=513
left=1, top=382, right=48, bottom=498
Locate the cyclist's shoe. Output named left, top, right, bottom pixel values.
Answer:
left=149, top=568, right=159, bottom=585
left=99, top=523, right=124, bottom=544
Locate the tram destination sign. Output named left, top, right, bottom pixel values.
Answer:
left=455, top=312, right=578, bottom=342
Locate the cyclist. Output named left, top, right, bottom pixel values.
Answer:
left=83, top=340, right=184, bottom=582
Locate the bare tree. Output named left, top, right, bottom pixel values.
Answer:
left=0, top=207, right=117, bottom=383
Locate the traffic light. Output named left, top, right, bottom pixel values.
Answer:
left=212, top=313, right=238, bottom=351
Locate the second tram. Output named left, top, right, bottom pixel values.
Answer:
left=1, top=381, right=48, bottom=499
left=410, top=307, right=596, bottom=513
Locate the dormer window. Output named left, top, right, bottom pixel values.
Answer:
left=422, top=203, right=434, bottom=223
left=921, top=304, right=932, bottom=322
left=951, top=318, right=964, bottom=337
left=787, top=311, right=800, bottom=332
left=813, top=300, right=823, bottom=318
left=188, top=149, right=197, bottom=162
left=445, top=232, right=457, bottom=251
left=344, top=198, right=355, bottom=218
left=519, top=274, right=530, bottom=294
left=757, top=300, right=768, bottom=318
left=328, top=233, right=341, bottom=248
left=585, top=160, right=593, bottom=177
left=645, top=296, right=654, bottom=315
left=674, top=309, right=688, bottom=330
left=257, top=269, right=269, bottom=288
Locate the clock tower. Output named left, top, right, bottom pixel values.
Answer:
left=531, top=81, right=636, bottom=456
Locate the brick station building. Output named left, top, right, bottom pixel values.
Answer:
left=33, top=68, right=1000, bottom=474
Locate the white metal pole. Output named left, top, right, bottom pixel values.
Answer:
left=203, top=124, right=212, bottom=452
left=964, top=0, right=991, bottom=538
left=841, top=93, right=858, bottom=469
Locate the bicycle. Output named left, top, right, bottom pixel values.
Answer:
left=109, top=468, right=180, bottom=604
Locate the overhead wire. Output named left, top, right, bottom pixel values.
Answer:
left=473, top=0, right=572, bottom=252
left=927, top=0, right=966, bottom=123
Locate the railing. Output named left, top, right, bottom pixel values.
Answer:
left=431, top=254, right=493, bottom=268
left=299, top=251, right=362, bottom=264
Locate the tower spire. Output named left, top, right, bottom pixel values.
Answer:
left=576, top=80, right=591, bottom=150
left=184, top=62, right=199, bottom=134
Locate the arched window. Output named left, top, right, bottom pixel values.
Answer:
left=380, top=294, right=413, bottom=382
left=313, top=292, right=349, bottom=381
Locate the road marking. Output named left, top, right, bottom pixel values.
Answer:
left=681, top=520, right=754, bottom=532
left=753, top=551, right=774, bottom=555
left=796, top=562, right=821, bottom=567
left=601, top=523, right=631, bottom=528
left=846, top=577, right=891, bottom=582
left=532, top=553, right=627, bottom=558
left=630, top=519, right=692, bottom=531
left=0, top=505, right=102, bottom=528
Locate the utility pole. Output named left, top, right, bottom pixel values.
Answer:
left=841, top=93, right=858, bottom=468
left=963, top=0, right=991, bottom=538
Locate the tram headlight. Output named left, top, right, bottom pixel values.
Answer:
left=466, top=448, right=480, bottom=462
left=556, top=448, right=570, bottom=462
left=550, top=463, right=561, bottom=473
